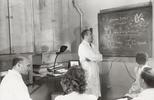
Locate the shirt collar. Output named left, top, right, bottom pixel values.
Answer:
left=82, top=40, right=90, bottom=45
left=68, top=92, right=79, bottom=96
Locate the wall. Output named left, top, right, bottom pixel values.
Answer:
left=70, top=0, right=154, bottom=99
left=1, top=0, right=151, bottom=100
left=75, top=0, right=150, bottom=47
left=33, top=0, right=81, bottom=55
left=32, top=0, right=154, bottom=100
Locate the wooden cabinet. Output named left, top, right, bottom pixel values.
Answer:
left=0, top=0, right=33, bottom=54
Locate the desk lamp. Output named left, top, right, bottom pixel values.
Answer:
left=47, top=45, right=67, bottom=74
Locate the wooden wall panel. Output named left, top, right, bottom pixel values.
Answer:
left=9, top=0, right=33, bottom=53
left=39, top=0, right=54, bottom=52
left=33, top=0, right=55, bottom=53
left=54, top=0, right=80, bottom=53
left=33, top=0, right=80, bottom=54
left=53, top=0, right=62, bottom=51
left=61, top=0, right=70, bottom=49
left=0, top=0, right=10, bottom=54
left=32, top=0, right=41, bottom=53
left=67, top=0, right=80, bottom=53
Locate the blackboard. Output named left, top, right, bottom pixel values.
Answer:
left=98, top=3, right=152, bottom=57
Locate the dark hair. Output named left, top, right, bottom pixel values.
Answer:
left=61, top=66, right=86, bottom=94
left=12, top=57, right=24, bottom=66
left=136, top=53, right=148, bottom=65
left=141, top=67, right=154, bottom=88
left=81, top=28, right=92, bottom=39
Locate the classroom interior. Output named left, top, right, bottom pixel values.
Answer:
left=0, top=0, right=154, bottom=100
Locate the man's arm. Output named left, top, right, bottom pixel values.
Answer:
left=79, top=45, right=102, bottom=62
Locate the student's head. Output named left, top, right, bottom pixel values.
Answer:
left=136, top=52, right=148, bottom=65
left=141, top=67, right=154, bottom=88
left=12, top=56, right=31, bottom=75
left=60, top=66, right=86, bottom=94
left=81, top=28, right=93, bottom=43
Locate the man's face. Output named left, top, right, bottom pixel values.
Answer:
left=86, top=30, right=93, bottom=43
left=19, top=59, right=31, bottom=75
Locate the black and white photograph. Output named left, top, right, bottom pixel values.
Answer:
left=0, top=0, right=154, bottom=100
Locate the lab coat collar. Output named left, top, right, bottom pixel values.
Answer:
left=82, top=40, right=90, bottom=45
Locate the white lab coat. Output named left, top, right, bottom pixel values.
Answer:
left=126, top=64, right=151, bottom=98
left=0, top=69, right=32, bottom=100
left=78, top=40, right=103, bottom=97
left=55, top=92, right=97, bottom=100
left=132, top=88, right=154, bottom=100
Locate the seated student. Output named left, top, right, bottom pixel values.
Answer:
left=0, top=56, right=32, bottom=100
left=132, top=67, right=154, bottom=100
left=55, top=66, right=97, bottom=100
left=125, top=52, right=151, bottom=99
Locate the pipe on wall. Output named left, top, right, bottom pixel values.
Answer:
left=72, top=0, right=83, bottom=36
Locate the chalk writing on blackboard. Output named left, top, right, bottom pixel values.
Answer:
left=98, top=3, right=152, bottom=57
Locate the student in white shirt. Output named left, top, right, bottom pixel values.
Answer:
left=78, top=28, right=103, bottom=98
left=55, top=66, right=97, bottom=100
left=0, top=56, right=32, bottom=100
left=132, top=67, right=154, bottom=100
left=125, top=53, right=151, bottom=99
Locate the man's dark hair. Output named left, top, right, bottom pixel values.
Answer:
left=136, top=53, right=148, bottom=65
left=81, top=28, right=92, bottom=39
left=141, top=67, right=154, bottom=88
left=12, top=57, right=24, bottom=66
left=61, top=66, right=86, bottom=94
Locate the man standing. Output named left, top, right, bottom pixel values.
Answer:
left=0, top=56, right=32, bottom=100
left=78, top=28, right=103, bottom=98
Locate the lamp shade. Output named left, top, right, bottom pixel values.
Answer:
left=56, top=45, right=67, bottom=54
